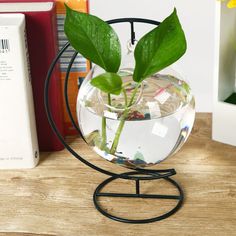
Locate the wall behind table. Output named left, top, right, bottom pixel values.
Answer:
left=89, top=0, right=216, bottom=112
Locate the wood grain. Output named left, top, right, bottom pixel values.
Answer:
left=0, top=113, right=235, bottom=236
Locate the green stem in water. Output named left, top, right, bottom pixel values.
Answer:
left=128, top=84, right=140, bottom=107
left=100, top=93, right=111, bottom=150
left=123, top=88, right=128, bottom=107
left=110, top=83, right=141, bottom=154
left=110, top=110, right=128, bottom=154
left=108, top=93, right=112, bottom=108
left=100, top=117, right=107, bottom=150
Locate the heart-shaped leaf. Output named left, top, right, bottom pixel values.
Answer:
left=64, top=5, right=121, bottom=73
left=133, top=8, right=187, bottom=82
left=90, top=72, right=122, bottom=95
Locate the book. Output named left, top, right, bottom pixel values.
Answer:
left=0, top=1, right=65, bottom=151
left=56, top=0, right=90, bottom=135
left=0, top=14, right=39, bottom=169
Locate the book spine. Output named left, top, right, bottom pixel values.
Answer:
left=46, top=3, right=65, bottom=150
left=0, top=14, right=39, bottom=169
left=56, top=0, right=90, bottom=136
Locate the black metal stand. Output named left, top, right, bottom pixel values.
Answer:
left=44, top=17, right=184, bottom=224
left=94, top=170, right=184, bottom=224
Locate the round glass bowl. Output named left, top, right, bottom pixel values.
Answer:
left=77, top=66, right=195, bottom=169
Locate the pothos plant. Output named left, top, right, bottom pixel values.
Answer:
left=64, top=5, right=187, bottom=155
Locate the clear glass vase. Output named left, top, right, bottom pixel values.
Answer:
left=77, top=52, right=195, bottom=169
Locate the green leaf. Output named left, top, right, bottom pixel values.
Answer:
left=64, top=5, right=121, bottom=73
left=133, top=8, right=187, bottom=82
left=90, top=73, right=122, bottom=95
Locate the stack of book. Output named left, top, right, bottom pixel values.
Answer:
left=0, top=0, right=90, bottom=169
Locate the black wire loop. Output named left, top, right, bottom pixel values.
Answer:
left=43, top=18, right=178, bottom=180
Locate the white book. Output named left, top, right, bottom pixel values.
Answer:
left=0, top=14, right=39, bottom=169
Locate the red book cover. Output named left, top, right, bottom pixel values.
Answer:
left=0, top=0, right=65, bottom=151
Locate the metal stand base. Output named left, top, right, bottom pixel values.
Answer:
left=93, top=170, right=184, bottom=224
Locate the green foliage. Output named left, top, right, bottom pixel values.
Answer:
left=90, top=72, right=122, bottom=95
left=65, top=6, right=187, bottom=92
left=64, top=5, right=121, bottom=73
left=133, top=8, right=187, bottom=82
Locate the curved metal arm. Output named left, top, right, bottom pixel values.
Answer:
left=44, top=18, right=175, bottom=180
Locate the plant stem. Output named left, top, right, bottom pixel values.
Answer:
left=123, top=88, right=128, bottom=107
left=110, top=110, right=128, bottom=154
left=128, top=84, right=140, bottom=107
left=100, top=117, right=107, bottom=150
left=122, top=81, right=132, bottom=87
left=100, top=93, right=111, bottom=150
left=110, top=83, right=141, bottom=154
left=108, top=93, right=112, bottom=108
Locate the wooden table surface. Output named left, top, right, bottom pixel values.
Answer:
left=0, top=113, right=235, bottom=236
